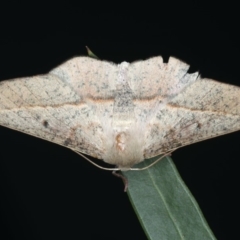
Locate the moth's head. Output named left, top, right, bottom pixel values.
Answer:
left=103, top=130, right=144, bottom=170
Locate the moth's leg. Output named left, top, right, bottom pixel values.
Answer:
left=112, top=171, right=128, bottom=192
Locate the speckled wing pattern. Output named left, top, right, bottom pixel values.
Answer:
left=131, top=57, right=240, bottom=159
left=0, top=56, right=240, bottom=169
left=0, top=57, right=117, bottom=160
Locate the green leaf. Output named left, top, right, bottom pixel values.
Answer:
left=85, top=46, right=99, bottom=59
left=123, top=156, right=216, bottom=240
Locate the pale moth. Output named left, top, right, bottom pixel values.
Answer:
left=0, top=56, right=240, bottom=172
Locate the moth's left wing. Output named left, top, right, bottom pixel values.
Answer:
left=127, top=56, right=240, bottom=158
left=143, top=77, right=240, bottom=158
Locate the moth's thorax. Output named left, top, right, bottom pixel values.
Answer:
left=103, top=62, right=144, bottom=170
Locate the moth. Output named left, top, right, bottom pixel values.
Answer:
left=0, top=56, right=240, bottom=171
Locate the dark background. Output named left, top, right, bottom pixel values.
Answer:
left=0, top=2, right=239, bottom=240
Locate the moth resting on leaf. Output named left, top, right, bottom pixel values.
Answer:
left=0, top=56, right=240, bottom=170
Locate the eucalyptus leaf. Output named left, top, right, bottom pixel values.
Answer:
left=123, top=156, right=216, bottom=240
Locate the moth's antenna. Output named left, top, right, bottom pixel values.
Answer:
left=73, top=148, right=177, bottom=171
left=72, top=148, right=177, bottom=192
left=72, top=150, right=120, bottom=171
left=130, top=149, right=177, bottom=171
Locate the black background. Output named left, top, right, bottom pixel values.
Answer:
left=0, top=2, right=239, bottom=240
